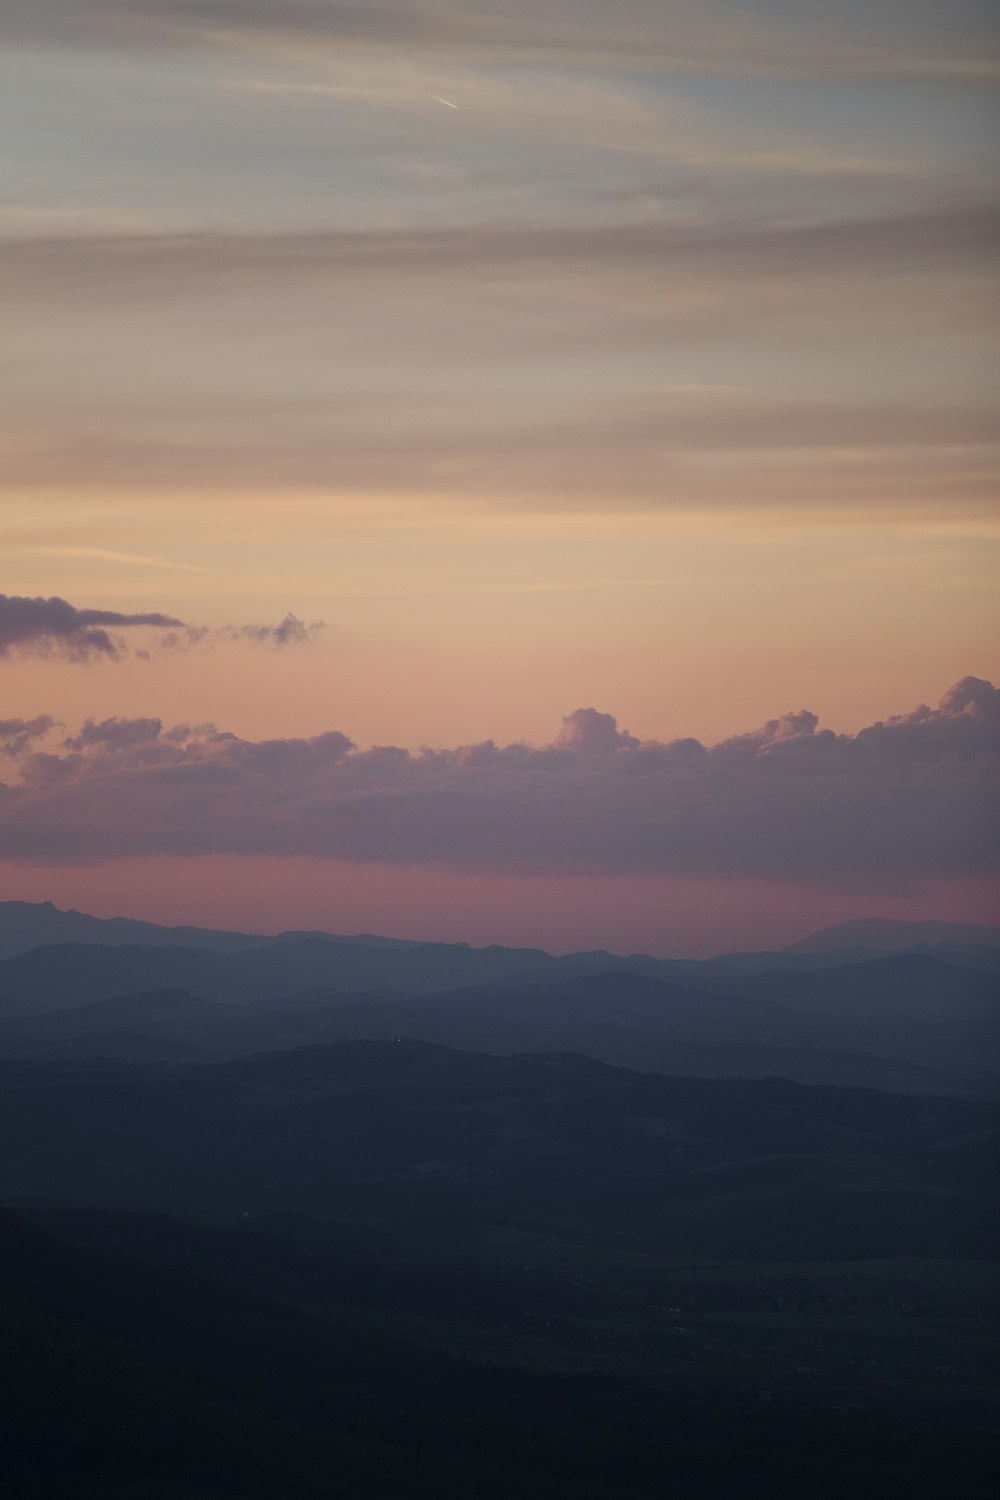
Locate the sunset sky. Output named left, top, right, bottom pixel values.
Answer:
left=2, top=2, right=998, bottom=953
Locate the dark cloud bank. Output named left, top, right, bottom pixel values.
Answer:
left=1, top=679, right=996, bottom=885
left=0, top=592, right=182, bottom=662
left=0, top=593, right=323, bottom=661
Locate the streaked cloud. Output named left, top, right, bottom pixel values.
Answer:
left=2, top=1, right=996, bottom=82
left=0, top=592, right=182, bottom=662
left=5, top=391, right=995, bottom=523
left=26, top=547, right=214, bottom=573
left=163, top=614, right=327, bottom=652
left=0, top=592, right=325, bottom=663
left=5, top=201, right=995, bottom=284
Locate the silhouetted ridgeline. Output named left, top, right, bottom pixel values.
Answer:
left=0, top=904, right=996, bottom=1095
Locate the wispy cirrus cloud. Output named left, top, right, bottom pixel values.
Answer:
left=2, top=679, right=996, bottom=886
left=6, top=389, right=996, bottom=523
left=27, top=546, right=213, bottom=574
left=2, top=0, right=996, bottom=81
left=4, top=198, right=995, bottom=517
left=158, top=613, right=326, bottom=653
left=0, top=593, right=325, bottom=663
left=5, top=202, right=995, bottom=286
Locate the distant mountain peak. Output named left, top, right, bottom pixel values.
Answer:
left=785, top=918, right=1000, bottom=954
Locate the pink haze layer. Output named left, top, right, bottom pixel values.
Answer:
left=0, top=857, right=994, bottom=959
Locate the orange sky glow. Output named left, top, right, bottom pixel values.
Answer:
left=2, top=2, right=997, bottom=952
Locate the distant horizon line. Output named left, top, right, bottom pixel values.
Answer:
left=2, top=896, right=997, bottom=965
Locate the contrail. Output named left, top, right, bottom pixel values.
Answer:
left=432, top=96, right=459, bottom=109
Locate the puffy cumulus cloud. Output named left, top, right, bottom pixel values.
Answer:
left=0, top=716, right=60, bottom=758
left=0, top=593, right=325, bottom=664
left=556, top=708, right=639, bottom=754
left=0, top=679, right=996, bottom=885
left=0, top=592, right=182, bottom=662
left=62, top=717, right=164, bottom=753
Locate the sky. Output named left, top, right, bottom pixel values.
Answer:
left=1, top=2, right=998, bottom=954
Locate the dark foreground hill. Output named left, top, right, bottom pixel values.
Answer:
left=2, top=1042, right=995, bottom=1260
left=4, top=1208, right=997, bottom=1500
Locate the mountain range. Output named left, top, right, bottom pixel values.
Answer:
left=0, top=903, right=994, bottom=1096
left=1, top=900, right=997, bottom=1497
left=2, top=899, right=998, bottom=969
